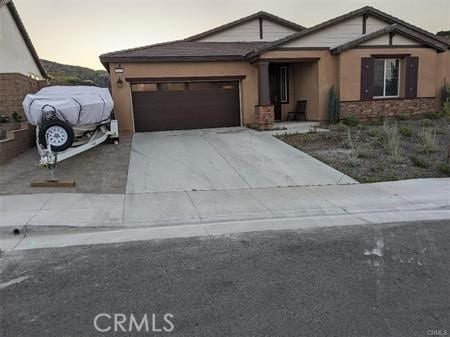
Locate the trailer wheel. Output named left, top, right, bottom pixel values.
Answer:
left=39, top=120, right=74, bottom=152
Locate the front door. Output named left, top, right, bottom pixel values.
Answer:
left=269, top=65, right=282, bottom=121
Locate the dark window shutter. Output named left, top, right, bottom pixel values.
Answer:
left=360, top=57, right=374, bottom=100
left=405, top=56, right=419, bottom=98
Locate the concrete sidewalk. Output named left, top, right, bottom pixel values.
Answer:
left=1, top=178, right=449, bottom=230
left=1, top=178, right=449, bottom=247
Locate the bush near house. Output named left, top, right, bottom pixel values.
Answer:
left=277, top=115, right=450, bottom=182
left=328, top=87, right=340, bottom=124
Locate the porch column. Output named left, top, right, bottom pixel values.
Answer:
left=257, top=61, right=271, bottom=105
left=253, top=61, right=274, bottom=131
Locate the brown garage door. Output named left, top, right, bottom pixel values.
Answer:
left=131, top=81, right=241, bottom=132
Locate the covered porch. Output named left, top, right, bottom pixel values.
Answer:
left=254, top=57, right=321, bottom=127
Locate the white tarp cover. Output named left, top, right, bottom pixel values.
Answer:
left=23, top=86, right=114, bottom=126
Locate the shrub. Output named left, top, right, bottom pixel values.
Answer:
left=419, top=127, right=438, bottom=153
left=440, top=83, right=450, bottom=112
left=343, top=113, right=359, bottom=127
left=0, top=114, right=10, bottom=123
left=383, top=120, right=401, bottom=161
left=410, top=155, right=430, bottom=168
left=357, top=124, right=368, bottom=130
left=331, top=122, right=348, bottom=132
left=11, top=112, right=22, bottom=122
left=368, top=128, right=381, bottom=138
left=399, top=126, right=413, bottom=137
left=439, top=163, right=450, bottom=176
left=367, top=117, right=384, bottom=126
left=423, top=111, right=441, bottom=120
left=442, top=101, right=450, bottom=117
left=422, top=118, right=433, bottom=127
left=328, top=87, right=340, bottom=124
left=395, top=113, right=410, bottom=121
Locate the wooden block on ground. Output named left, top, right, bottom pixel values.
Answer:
left=30, top=180, right=76, bottom=188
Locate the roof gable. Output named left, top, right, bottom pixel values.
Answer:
left=249, top=6, right=450, bottom=57
left=185, top=11, right=304, bottom=42
left=330, top=24, right=448, bottom=54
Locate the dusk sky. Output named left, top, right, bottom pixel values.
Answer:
left=14, top=0, right=450, bottom=70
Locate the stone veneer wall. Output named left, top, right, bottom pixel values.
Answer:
left=251, top=105, right=275, bottom=131
left=0, top=122, right=35, bottom=163
left=340, top=98, right=437, bottom=120
left=0, top=73, right=47, bottom=119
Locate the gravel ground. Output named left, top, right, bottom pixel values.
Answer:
left=278, top=117, right=450, bottom=183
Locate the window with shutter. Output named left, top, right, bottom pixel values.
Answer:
left=405, top=57, right=419, bottom=99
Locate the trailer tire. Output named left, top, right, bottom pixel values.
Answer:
left=39, top=120, right=74, bottom=152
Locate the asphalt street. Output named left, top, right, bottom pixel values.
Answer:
left=0, top=220, right=449, bottom=337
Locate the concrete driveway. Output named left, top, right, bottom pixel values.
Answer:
left=126, top=127, right=356, bottom=193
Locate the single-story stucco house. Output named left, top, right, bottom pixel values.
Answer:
left=100, top=6, right=450, bottom=132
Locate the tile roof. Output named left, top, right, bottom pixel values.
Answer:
left=100, top=41, right=272, bottom=61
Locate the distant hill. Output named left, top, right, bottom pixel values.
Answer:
left=41, top=59, right=110, bottom=88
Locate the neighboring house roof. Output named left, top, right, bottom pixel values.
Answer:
left=100, top=41, right=272, bottom=67
left=330, top=24, right=448, bottom=54
left=248, top=6, right=450, bottom=57
left=184, top=11, right=305, bottom=42
left=1, top=0, right=48, bottom=78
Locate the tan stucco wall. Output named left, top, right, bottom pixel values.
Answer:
left=109, top=61, right=258, bottom=131
left=292, top=62, right=319, bottom=120
left=339, top=47, right=440, bottom=102
left=109, top=48, right=450, bottom=131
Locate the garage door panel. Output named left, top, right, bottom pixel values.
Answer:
left=132, top=82, right=240, bottom=132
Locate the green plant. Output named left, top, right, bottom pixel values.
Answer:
left=440, top=83, right=450, bottom=109
left=11, top=112, right=22, bottom=122
left=0, top=114, right=10, bottom=123
left=383, top=119, right=401, bottom=161
left=395, top=113, right=410, bottom=121
left=328, top=86, right=340, bottom=124
left=438, top=163, right=450, bottom=176
left=343, top=113, right=359, bottom=127
left=331, top=122, right=348, bottom=132
left=422, top=118, right=433, bottom=127
left=419, top=127, right=438, bottom=153
left=410, top=155, right=430, bottom=168
left=357, top=124, right=368, bottom=130
left=368, top=128, right=381, bottom=138
left=399, top=126, right=412, bottom=137
left=367, top=117, right=384, bottom=126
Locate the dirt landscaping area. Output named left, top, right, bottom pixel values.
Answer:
left=277, top=116, right=450, bottom=183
